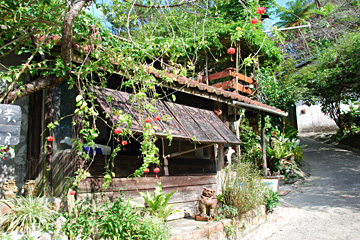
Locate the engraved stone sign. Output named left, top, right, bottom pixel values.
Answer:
left=0, top=104, right=21, bottom=145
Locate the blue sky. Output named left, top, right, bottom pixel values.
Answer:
left=276, top=0, right=290, bottom=7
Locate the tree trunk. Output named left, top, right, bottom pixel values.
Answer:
left=2, top=0, right=92, bottom=103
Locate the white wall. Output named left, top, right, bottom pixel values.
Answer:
left=295, top=101, right=349, bottom=133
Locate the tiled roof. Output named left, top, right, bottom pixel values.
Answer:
left=146, top=66, right=286, bottom=116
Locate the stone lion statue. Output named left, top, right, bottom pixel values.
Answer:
left=198, top=187, right=217, bottom=217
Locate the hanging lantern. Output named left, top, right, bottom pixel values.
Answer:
left=256, top=7, right=266, bottom=15
left=46, top=136, right=54, bottom=142
left=153, top=167, right=160, bottom=178
left=144, top=168, right=150, bottom=178
left=227, top=47, right=236, bottom=62
left=251, top=18, right=259, bottom=24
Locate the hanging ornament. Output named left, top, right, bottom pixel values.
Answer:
left=256, top=7, right=266, bottom=15
left=153, top=167, right=160, bottom=178
left=227, top=47, right=236, bottom=62
left=46, top=136, right=54, bottom=142
left=144, top=168, right=150, bottom=178
left=251, top=18, right=259, bottom=24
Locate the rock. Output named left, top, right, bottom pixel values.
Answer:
left=57, top=231, right=69, bottom=240
left=29, top=231, right=42, bottom=239
left=7, top=231, right=26, bottom=239
left=55, top=216, right=67, bottom=231
left=39, top=232, right=52, bottom=240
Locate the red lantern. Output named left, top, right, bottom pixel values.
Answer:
left=46, top=136, right=54, bottom=142
left=154, top=116, right=160, bottom=121
left=251, top=18, right=259, bottom=24
left=144, top=168, right=150, bottom=178
left=145, top=118, right=151, bottom=123
left=154, top=167, right=160, bottom=178
left=256, top=7, right=266, bottom=15
left=227, top=47, right=236, bottom=62
left=114, top=128, right=122, bottom=134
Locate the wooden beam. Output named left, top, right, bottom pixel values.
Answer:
left=211, top=80, right=254, bottom=95
left=208, top=70, right=231, bottom=81
left=211, top=80, right=232, bottom=89
left=227, top=68, right=254, bottom=84
left=77, top=175, right=217, bottom=193
left=208, top=68, right=254, bottom=85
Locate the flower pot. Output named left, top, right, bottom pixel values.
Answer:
left=262, top=176, right=279, bottom=193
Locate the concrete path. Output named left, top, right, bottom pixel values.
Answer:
left=242, top=137, right=360, bottom=240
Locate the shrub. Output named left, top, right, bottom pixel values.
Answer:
left=220, top=162, right=266, bottom=216
left=0, top=196, right=57, bottom=234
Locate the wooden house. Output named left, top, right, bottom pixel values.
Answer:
left=1, top=49, right=286, bottom=219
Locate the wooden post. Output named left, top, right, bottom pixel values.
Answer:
left=205, top=53, right=209, bottom=85
left=235, top=42, right=239, bottom=93
left=161, top=139, right=169, bottom=176
left=261, top=114, right=267, bottom=176
left=216, top=144, right=224, bottom=193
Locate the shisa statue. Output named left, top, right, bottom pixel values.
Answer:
left=2, top=180, right=18, bottom=199
left=24, top=180, right=36, bottom=198
left=198, top=187, right=217, bottom=218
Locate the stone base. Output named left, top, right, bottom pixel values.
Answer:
left=195, top=215, right=214, bottom=222
left=170, top=205, right=267, bottom=240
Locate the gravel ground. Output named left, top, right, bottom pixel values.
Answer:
left=242, top=137, right=360, bottom=240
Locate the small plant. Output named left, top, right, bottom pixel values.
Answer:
left=264, top=189, right=280, bottom=213
left=0, top=196, right=57, bottom=234
left=98, top=197, right=170, bottom=240
left=139, top=182, right=180, bottom=221
left=62, top=199, right=100, bottom=239
left=217, top=204, right=238, bottom=219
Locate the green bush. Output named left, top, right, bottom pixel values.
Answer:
left=61, top=196, right=170, bottom=240
left=99, top=197, right=169, bottom=240
left=62, top=199, right=100, bottom=239
left=266, top=129, right=305, bottom=178
left=238, top=116, right=262, bottom=166
left=139, top=182, right=179, bottom=221
left=0, top=196, right=57, bottom=234
left=264, top=189, right=280, bottom=213
left=220, top=162, right=266, bottom=216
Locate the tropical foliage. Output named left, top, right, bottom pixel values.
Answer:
left=62, top=197, right=170, bottom=240
left=139, top=182, right=180, bottom=221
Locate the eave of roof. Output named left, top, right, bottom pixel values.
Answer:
left=146, top=66, right=288, bottom=117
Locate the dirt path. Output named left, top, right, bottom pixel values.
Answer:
left=242, top=137, right=360, bottom=240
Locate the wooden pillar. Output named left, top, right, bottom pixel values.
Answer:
left=216, top=144, right=224, bottom=193
left=235, top=107, right=241, bottom=161
left=161, top=139, right=169, bottom=176
left=261, top=114, right=267, bottom=176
